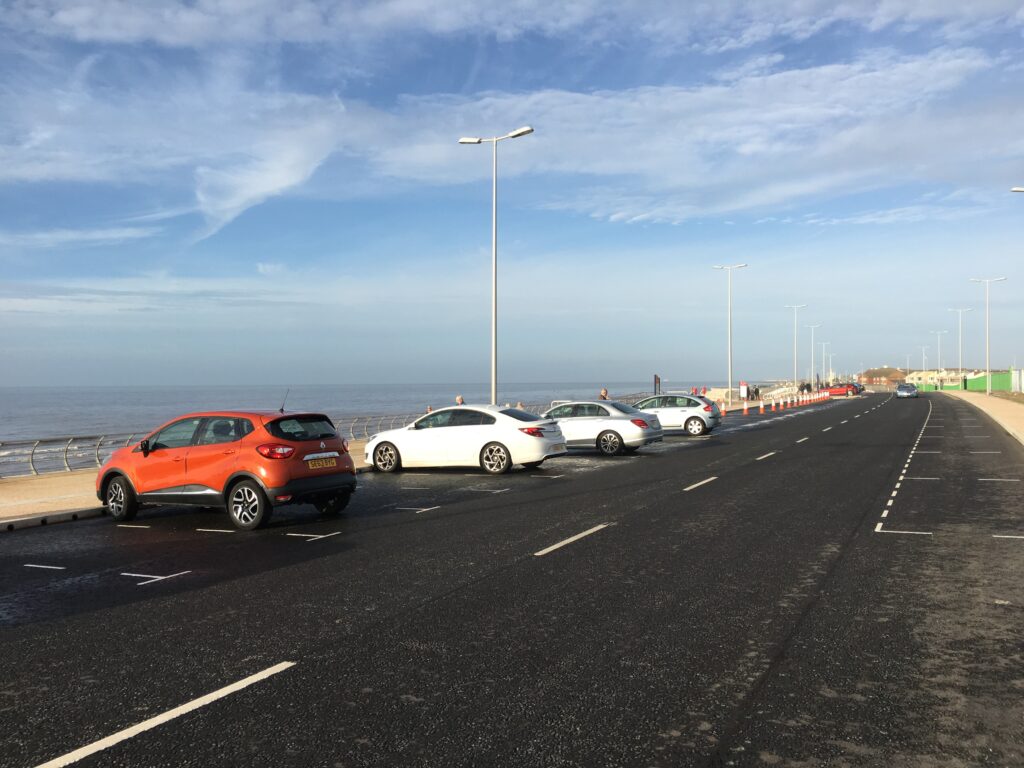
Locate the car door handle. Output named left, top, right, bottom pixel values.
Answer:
left=222, top=449, right=236, bottom=455
left=172, top=456, right=184, bottom=462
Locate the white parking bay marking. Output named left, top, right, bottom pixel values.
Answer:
left=531, top=474, right=565, bottom=479
left=285, top=532, right=342, bottom=541
left=397, top=506, right=441, bottom=514
left=755, top=451, right=776, bottom=461
left=970, top=451, right=1001, bottom=454
left=684, top=476, right=717, bottom=491
left=534, top=524, right=609, bottom=557
left=120, top=571, right=191, bottom=586
left=116, top=524, right=150, bottom=529
left=993, top=535, right=1024, bottom=540
left=24, top=564, right=66, bottom=570
left=195, top=528, right=234, bottom=534
left=979, top=478, right=1021, bottom=482
left=33, top=662, right=296, bottom=768
left=873, top=523, right=932, bottom=536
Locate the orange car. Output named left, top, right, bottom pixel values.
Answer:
left=96, top=410, right=356, bottom=530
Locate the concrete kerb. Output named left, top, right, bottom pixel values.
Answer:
left=1, top=464, right=375, bottom=534
left=940, top=390, right=1024, bottom=448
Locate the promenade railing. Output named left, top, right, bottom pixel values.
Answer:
left=0, top=392, right=649, bottom=478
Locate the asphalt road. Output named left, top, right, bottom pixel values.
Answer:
left=2, top=393, right=1022, bottom=767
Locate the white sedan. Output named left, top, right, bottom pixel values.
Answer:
left=365, top=405, right=567, bottom=474
left=541, top=401, right=662, bottom=455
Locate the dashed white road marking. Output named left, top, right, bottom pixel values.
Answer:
left=822, top=427, right=832, bottom=432
left=33, top=662, right=296, bottom=768
left=534, top=524, right=610, bottom=557
left=841, top=420, right=848, bottom=424
left=24, top=564, right=66, bottom=570
left=684, top=476, right=718, bottom=491
left=796, top=437, right=809, bottom=443
left=755, top=451, right=777, bottom=461
left=120, top=570, right=191, bottom=586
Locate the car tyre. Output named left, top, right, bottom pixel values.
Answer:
left=685, top=417, right=707, bottom=436
left=373, top=442, right=401, bottom=473
left=317, top=491, right=351, bottom=518
left=523, top=460, right=544, bottom=469
left=105, top=476, right=138, bottom=522
left=228, top=479, right=271, bottom=530
left=597, top=430, right=623, bottom=456
left=480, top=442, right=511, bottom=474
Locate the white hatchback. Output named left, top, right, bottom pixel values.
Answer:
left=632, top=394, right=722, bottom=436
left=541, top=401, right=663, bottom=455
left=365, top=406, right=567, bottom=474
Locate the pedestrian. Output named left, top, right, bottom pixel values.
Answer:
left=515, top=401, right=524, bottom=409
left=425, top=405, right=433, bottom=413
left=598, top=387, right=609, bottom=400
left=455, top=394, right=465, bottom=405
left=691, top=386, right=698, bottom=395
left=701, top=385, right=707, bottom=396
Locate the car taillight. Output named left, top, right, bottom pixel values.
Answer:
left=520, top=427, right=545, bottom=437
left=703, top=405, right=713, bottom=412
left=257, top=443, right=295, bottom=459
left=341, top=438, right=350, bottom=453
left=631, top=419, right=650, bottom=429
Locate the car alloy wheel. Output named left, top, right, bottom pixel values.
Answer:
left=107, top=482, right=125, bottom=515
left=685, top=417, right=706, bottom=436
left=480, top=443, right=511, bottom=474
left=598, top=431, right=623, bottom=456
left=105, top=476, right=137, bottom=522
left=231, top=485, right=262, bottom=526
left=374, top=443, right=399, bottom=472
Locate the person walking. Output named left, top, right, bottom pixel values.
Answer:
left=598, top=388, right=609, bottom=400
left=455, top=394, right=465, bottom=405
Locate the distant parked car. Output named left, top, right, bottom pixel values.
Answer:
left=96, top=411, right=357, bottom=530
left=825, top=383, right=858, bottom=397
left=896, top=383, right=919, bottom=399
left=541, top=400, right=663, bottom=455
left=632, top=394, right=721, bottom=436
left=365, top=406, right=566, bottom=474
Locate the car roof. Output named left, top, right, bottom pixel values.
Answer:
left=169, top=410, right=328, bottom=420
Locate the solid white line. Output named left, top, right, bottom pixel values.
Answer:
left=796, top=437, right=809, bottom=443
left=874, top=523, right=932, bottom=536
left=915, top=451, right=941, bottom=454
left=116, top=524, right=151, bottom=529
left=979, top=478, right=1021, bottom=482
left=822, top=427, right=832, bottom=432
left=24, top=564, right=66, bottom=570
left=33, top=661, right=296, bottom=768
left=534, top=524, right=609, bottom=557
left=755, top=452, right=776, bottom=461
left=684, top=476, right=718, bottom=491
left=904, top=477, right=941, bottom=480
left=970, top=451, right=1001, bottom=454
left=993, top=535, right=1024, bottom=540
left=195, top=528, right=234, bottom=534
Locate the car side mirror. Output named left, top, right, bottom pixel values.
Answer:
left=139, top=439, right=150, bottom=456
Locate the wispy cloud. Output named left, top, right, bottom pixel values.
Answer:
left=0, top=226, right=160, bottom=248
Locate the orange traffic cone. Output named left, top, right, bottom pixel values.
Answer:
left=743, top=400, right=749, bottom=415
left=720, top=401, right=727, bottom=416
left=759, top=400, right=765, bottom=414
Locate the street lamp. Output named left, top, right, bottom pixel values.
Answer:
left=920, top=345, right=929, bottom=386
left=948, top=308, right=972, bottom=381
left=821, top=341, right=830, bottom=384
left=784, top=304, right=807, bottom=387
left=930, top=330, right=948, bottom=389
left=459, top=125, right=534, bottom=404
left=713, top=264, right=748, bottom=405
left=806, top=324, right=821, bottom=388
left=969, top=276, right=1008, bottom=395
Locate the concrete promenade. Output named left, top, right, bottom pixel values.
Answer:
left=1, top=439, right=368, bottom=527
left=941, top=390, right=1024, bottom=447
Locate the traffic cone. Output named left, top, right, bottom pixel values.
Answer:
left=743, top=400, right=749, bottom=415
left=771, top=400, right=776, bottom=412
left=720, top=401, right=727, bottom=416
left=759, top=400, right=765, bottom=414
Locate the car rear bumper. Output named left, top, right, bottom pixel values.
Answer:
left=266, top=473, right=357, bottom=505
left=624, top=431, right=663, bottom=447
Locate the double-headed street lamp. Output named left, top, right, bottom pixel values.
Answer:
left=713, top=264, right=747, bottom=405
left=459, top=126, right=535, bottom=404
left=969, top=276, right=1008, bottom=396
left=948, top=308, right=972, bottom=380
left=930, top=330, right=948, bottom=388
left=784, top=304, right=807, bottom=387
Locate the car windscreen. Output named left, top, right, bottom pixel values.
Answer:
left=500, top=408, right=541, bottom=421
left=608, top=401, right=641, bottom=414
left=266, top=414, right=337, bottom=441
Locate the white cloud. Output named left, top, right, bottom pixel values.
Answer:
left=256, top=261, right=286, bottom=275
left=0, top=226, right=160, bottom=248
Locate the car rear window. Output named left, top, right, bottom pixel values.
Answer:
left=266, top=415, right=337, bottom=441
left=500, top=408, right=541, bottom=421
left=608, top=401, right=641, bottom=414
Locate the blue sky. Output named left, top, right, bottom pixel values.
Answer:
left=1, top=0, right=1022, bottom=389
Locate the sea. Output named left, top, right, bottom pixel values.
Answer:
left=0, top=382, right=719, bottom=441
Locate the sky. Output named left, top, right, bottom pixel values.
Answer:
left=1, top=0, right=1023, bottom=389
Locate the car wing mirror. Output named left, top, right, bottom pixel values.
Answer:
left=139, top=439, right=150, bottom=456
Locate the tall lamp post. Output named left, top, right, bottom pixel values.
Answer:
left=806, top=324, right=821, bottom=388
left=930, top=330, right=948, bottom=390
left=948, top=308, right=972, bottom=382
left=784, top=304, right=807, bottom=387
left=969, top=276, right=1007, bottom=395
left=920, top=345, right=929, bottom=387
left=459, top=126, right=534, bottom=404
left=713, top=264, right=747, bottom=405
left=821, top=341, right=830, bottom=384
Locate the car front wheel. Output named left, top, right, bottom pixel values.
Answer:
left=480, top=442, right=511, bottom=474
left=105, top=476, right=138, bottom=522
left=373, top=442, right=401, bottom=473
left=228, top=480, right=271, bottom=530
left=597, top=430, right=623, bottom=456
left=685, top=417, right=707, bottom=436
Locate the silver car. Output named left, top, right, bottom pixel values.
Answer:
left=896, top=383, right=919, bottom=399
left=632, top=394, right=722, bottom=436
left=541, top=400, right=663, bottom=455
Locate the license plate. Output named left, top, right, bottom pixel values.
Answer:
left=306, top=458, right=337, bottom=470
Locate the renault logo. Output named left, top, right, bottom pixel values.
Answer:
left=320, top=441, right=326, bottom=449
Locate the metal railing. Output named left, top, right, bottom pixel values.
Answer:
left=0, top=392, right=651, bottom=479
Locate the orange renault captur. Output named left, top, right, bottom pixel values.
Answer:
left=96, top=411, right=357, bottom=530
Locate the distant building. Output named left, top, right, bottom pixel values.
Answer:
left=859, top=367, right=908, bottom=387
